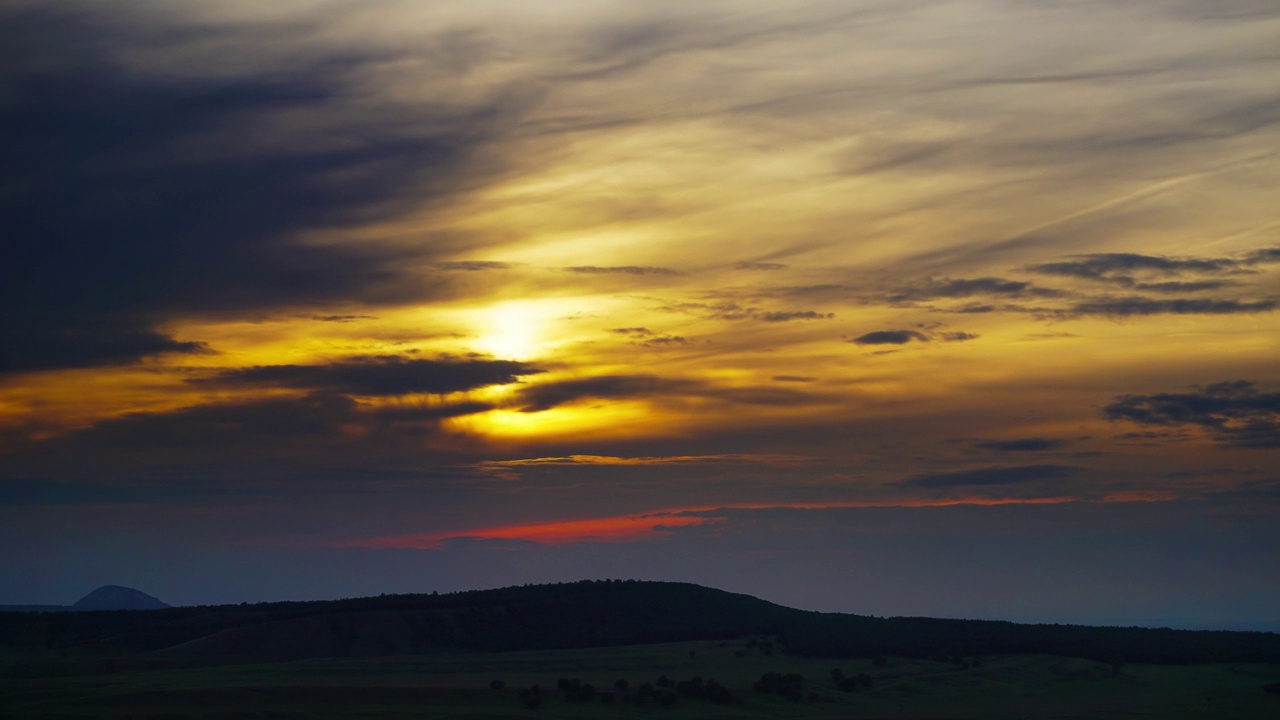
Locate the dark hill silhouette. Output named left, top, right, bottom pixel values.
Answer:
left=2, top=580, right=1277, bottom=673
left=73, top=585, right=170, bottom=610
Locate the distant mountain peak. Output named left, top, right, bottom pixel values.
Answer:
left=73, top=585, right=170, bottom=610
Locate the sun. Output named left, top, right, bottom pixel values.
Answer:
left=477, top=301, right=539, bottom=359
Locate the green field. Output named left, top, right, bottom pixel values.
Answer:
left=5, top=639, right=1279, bottom=719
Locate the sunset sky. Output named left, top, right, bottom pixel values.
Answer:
left=3, top=0, right=1278, bottom=630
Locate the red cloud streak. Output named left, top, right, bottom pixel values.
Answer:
left=337, top=496, right=1088, bottom=550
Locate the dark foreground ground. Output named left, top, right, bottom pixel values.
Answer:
left=4, top=639, right=1280, bottom=719
left=3, top=582, right=1279, bottom=718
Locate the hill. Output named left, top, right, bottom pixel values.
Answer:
left=73, top=585, right=170, bottom=611
left=1, top=580, right=1278, bottom=673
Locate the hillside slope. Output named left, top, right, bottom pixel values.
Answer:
left=2, top=580, right=1278, bottom=671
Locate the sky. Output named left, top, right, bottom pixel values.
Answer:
left=2, top=0, right=1278, bottom=630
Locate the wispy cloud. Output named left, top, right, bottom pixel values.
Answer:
left=898, top=464, right=1080, bottom=489
left=481, top=453, right=813, bottom=467
left=197, top=355, right=543, bottom=396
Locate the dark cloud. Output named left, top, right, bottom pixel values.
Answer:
left=899, top=464, right=1079, bottom=488
left=772, top=375, right=816, bottom=383
left=1060, top=297, right=1276, bottom=317
left=779, top=284, right=853, bottom=298
left=2, top=390, right=506, bottom=484
left=63, top=392, right=364, bottom=451
left=758, top=311, right=834, bottom=322
left=372, top=401, right=496, bottom=422
left=200, top=355, right=542, bottom=396
left=655, top=300, right=833, bottom=324
left=890, top=277, right=1060, bottom=301
left=851, top=330, right=928, bottom=345
left=0, top=325, right=213, bottom=371
left=1026, top=253, right=1239, bottom=286
left=1131, top=280, right=1235, bottom=293
left=939, top=331, right=980, bottom=342
left=565, top=265, right=682, bottom=276
left=1103, top=381, right=1280, bottom=448
left=607, top=327, right=690, bottom=347
left=1245, top=247, right=1280, bottom=265
left=311, top=315, right=377, bottom=323
left=515, top=375, right=696, bottom=412
left=735, top=262, right=788, bottom=271
left=513, top=374, right=820, bottom=412
left=974, top=438, right=1070, bottom=452
left=0, top=8, right=525, bottom=374
left=436, top=261, right=512, bottom=271
left=640, top=336, right=692, bottom=347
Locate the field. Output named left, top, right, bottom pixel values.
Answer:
left=5, top=638, right=1279, bottom=719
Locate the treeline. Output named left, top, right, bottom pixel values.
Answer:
left=2, top=580, right=1278, bottom=669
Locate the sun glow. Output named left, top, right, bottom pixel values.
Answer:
left=455, top=400, right=664, bottom=441
left=475, top=301, right=539, bottom=360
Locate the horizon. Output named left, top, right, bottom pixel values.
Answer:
left=2, top=0, right=1278, bottom=634
left=13, top=576, right=1280, bottom=635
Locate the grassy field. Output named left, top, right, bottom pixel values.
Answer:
left=4, top=638, right=1279, bottom=719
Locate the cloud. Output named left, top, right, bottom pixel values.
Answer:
left=1131, top=280, right=1235, bottom=293
left=899, top=464, right=1080, bottom=488
left=735, top=262, right=788, bottom=271
left=758, top=311, right=834, bottom=322
left=1022, top=250, right=1278, bottom=296
left=890, top=277, right=1060, bottom=301
left=437, top=261, right=512, bottom=271
left=371, top=401, right=497, bottom=422
left=1103, top=381, right=1280, bottom=448
left=0, top=7, right=529, bottom=374
left=656, top=300, right=836, bottom=324
left=640, top=335, right=692, bottom=347
left=850, top=330, right=929, bottom=345
left=850, top=328, right=979, bottom=345
left=772, top=375, right=816, bottom=383
left=708, top=386, right=824, bottom=407
left=54, top=392, right=365, bottom=452
left=974, top=438, right=1070, bottom=452
left=1027, top=253, right=1238, bottom=282
left=515, top=375, right=694, bottom=412
left=564, top=265, right=683, bottom=276
left=483, top=453, right=808, bottom=467
left=607, top=328, right=691, bottom=347
left=1245, top=248, right=1280, bottom=265
left=311, top=315, right=377, bottom=323
left=1059, top=297, right=1276, bottom=317
left=513, top=374, right=821, bottom=412
left=200, top=355, right=542, bottom=396
left=2, top=390, right=506, bottom=485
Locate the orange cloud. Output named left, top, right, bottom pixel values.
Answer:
left=338, top=496, right=1099, bottom=550
left=345, top=511, right=722, bottom=549
left=480, top=453, right=814, bottom=467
